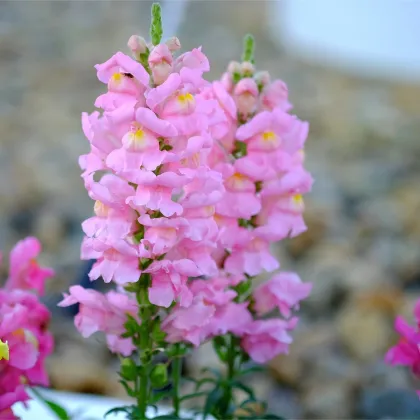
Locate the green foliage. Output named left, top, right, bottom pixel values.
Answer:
left=31, top=388, right=71, bottom=420
left=151, top=363, right=169, bottom=388
left=242, top=34, right=255, bottom=64
left=150, top=3, right=163, bottom=45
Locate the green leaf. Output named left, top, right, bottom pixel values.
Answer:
left=237, top=365, right=264, bottom=377
left=151, top=363, right=169, bottom=388
left=31, top=388, right=70, bottom=419
left=179, top=391, right=209, bottom=402
left=152, top=322, right=167, bottom=342
left=212, top=338, right=227, bottom=362
left=203, top=386, right=223, bottom=419
left=124, top=314, right=141, bottom=335
left=105, top=406, right=132, bottom=418
left=201, top=367, right=222, bottom=379
left=152, top=415, right=179, bottom=420
left=230, top=380, right=255, bottom=400
left=150, top=389, right=170, bottom=404
left=43, top=400, right=70, bottom=419
left=195, top=377, right=217, bottom=391
left=119, top=380, right=136, bottom=397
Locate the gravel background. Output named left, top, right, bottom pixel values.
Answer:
left=1, top=1, right=420, bottom=418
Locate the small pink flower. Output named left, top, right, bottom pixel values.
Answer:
left=126, top=171, right=187, bottom=217
left=216, top=169, right=261, bottom=220
left=58, top=286, right=137, bottom=339
left=385, top=315, right=420, bottom=377
left=5, top=237, right=54, bottom=296
left=224, top=233, right=279, bottom=277
left=145, top=259, right=201, bottom=308
left=148, top=44, right=173, bottom=85
left=85, top=239, right=140, bottom=285
left=95, top=52, right=149, bottom=87
left=261, top=79, right=292, bottom=112
left=106, top=335, right=136, bottom=357
left=139, top=214, right=189, bottom=256
left=84, top=173, right=135, bottom=212
left=241, top=318, right=298, bottom=363
left=0, top=286, right=53, bottom=412
left=162, top=300, right=216, bottom=346
left=253, top=272, right=312, bottom=317
left=162, top=278, right=251, bottom=346
left=236, top=109, right=308, bottom=155
left=174, top=47, right=210, bottom=73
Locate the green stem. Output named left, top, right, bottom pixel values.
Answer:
left=221, top=334, right=236, bottom=418
left=172, top=345, right=182, bottom=417
left=137, top=279, right=152, bottom=419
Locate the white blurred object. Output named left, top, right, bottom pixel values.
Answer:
left=161, top=0, right=189, bottom=38
left=268, top=0, right=420, bottom=82
left=13, top=388, right=210, bottom=419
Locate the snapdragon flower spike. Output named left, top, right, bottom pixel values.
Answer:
left=0, top=238, right=54, bottom=415
left=74, top=36, right=227, bottom=364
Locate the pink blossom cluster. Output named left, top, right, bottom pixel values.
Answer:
left=60, top=37, right=227, bottom=354
left=0, top=237, right=54, bottom=419
left=64, top=35, right=312, bottom=365
left=386, top=300, right=420, bottom=397
left=159, top=60, right=313, bottom=362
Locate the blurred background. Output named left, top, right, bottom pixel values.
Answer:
left=1, top=0, right=420, bottom=418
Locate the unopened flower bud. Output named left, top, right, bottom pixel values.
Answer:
left=220, top=72, right=233, bottom=93
left=166, top=36, right=181, bottom=52
left=241, top=61, right=255, bottom=77
left=254, top=71, right=270, bottom=87
left=227, top=61, right=241, bottom=75
left=127, top=35, right=148, bottom=60
left=234, top=77, right=259, bottom=116
left=148, top=44, right=173, bottom=85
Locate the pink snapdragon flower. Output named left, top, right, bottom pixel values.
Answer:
left=224, top=231, right=279, bottom=277
left=253, top=272, right=312, bottom=317
left=5, top=237, right=54, bottom=296
left=58, top=286, right=137, bottom=356
left=386, top=301, right=420, bottom=396
left=145, top=259, right=201, bottom=308
left=162, top=277, right=252, bottom=346
left=0, top=239, right=54, bottom=414
left=241, top=318, right=298, bottom=364
left=260, top=79, right=292, bottom=112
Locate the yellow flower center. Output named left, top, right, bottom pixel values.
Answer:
left=0, top=339, right=9, bottom=361
left=94, top=200, right=109, bottom=217
left=262, top=131, right=276, bottom=142
left=111, top=72, right=123, bottom=83
left=292, top=194, right=304, bottom=209
left=177, top=93, right=194, bottom=104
